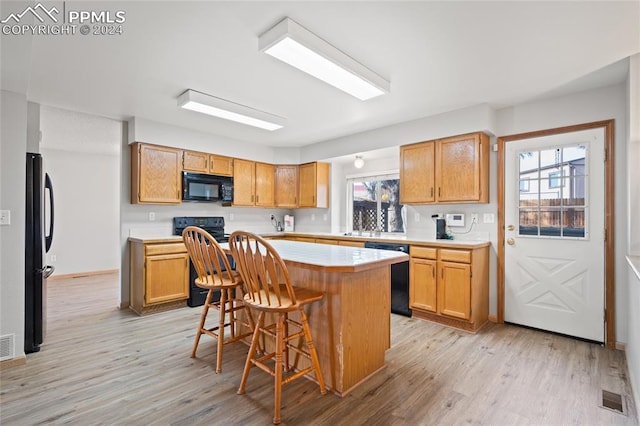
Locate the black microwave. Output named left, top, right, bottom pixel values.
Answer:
left=182, top=172, right=233, bottom=204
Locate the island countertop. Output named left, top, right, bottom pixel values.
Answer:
left=220, top=239, right=409, bottom=273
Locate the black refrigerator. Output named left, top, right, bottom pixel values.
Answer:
left=25, top=153, right=55, bottom=354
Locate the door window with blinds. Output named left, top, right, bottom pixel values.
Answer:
left=347, top=173, right=405, bottom=233
left=518, top=143, right=589, bottom=238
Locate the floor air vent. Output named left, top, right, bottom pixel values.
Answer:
left=0, top=334, right=15, bottom=361
left=601, top=390, right=625, bottom=415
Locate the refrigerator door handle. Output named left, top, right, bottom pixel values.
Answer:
left=44, top=173, right=54, bottom=252
left=40, top=265, right=55, bottom=279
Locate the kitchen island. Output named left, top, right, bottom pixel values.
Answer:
left=224, top=239, right=409, bottom=396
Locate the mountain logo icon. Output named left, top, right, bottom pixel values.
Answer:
left=1, top=3, right=59, bottom=24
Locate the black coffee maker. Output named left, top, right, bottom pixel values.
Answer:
left=436, top=218, right=448, bottom=239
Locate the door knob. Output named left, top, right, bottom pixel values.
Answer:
left=507, top=238, right=515, bottom=246
left=507, top=225, right=515, bottom=231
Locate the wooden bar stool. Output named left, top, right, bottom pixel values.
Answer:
left=230, top=231, right=326, bottom=425
left=182, top=226, right=255, bottom=373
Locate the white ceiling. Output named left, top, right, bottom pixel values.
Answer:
left=1, top=1, right=638, bottom=149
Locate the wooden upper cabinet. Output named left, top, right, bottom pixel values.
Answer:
left=275, top=165, right=299, bottom=207
left=255, top=162, right=275, bottom=207
left=436, top=132, right=489, bottom=203
left=233, top=158, right=256, bottom=206
left=183, top=150, right=233, bottom=176
left=182, top=150, right=209, bottom=173
left=209, top=154, right=233, bottom=176
left=400, top=141, right=435, bottom=204
left=399, top=132, right=489, bottom=204
left=298, top=162, right=330, bottom=208
left=131, top=143, right=181, bottom=204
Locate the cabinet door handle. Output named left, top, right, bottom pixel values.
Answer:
left=438, top=187, right=441, bottom=197
left=256, top=195, right=259, bottom=203
left=430, top=187, right=434, bottom=198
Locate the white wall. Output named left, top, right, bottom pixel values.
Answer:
left=39, top=106, right=121, bottom=276
left=301, top=104, right=495, bottom=163
left=129, top=117, right=300, bottom=164
left=0, top=90, right=28, bottom=358
left=625, top=53, right=640, bottom=421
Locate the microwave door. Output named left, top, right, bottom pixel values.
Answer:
left=186, top=178, right=220, bottom=201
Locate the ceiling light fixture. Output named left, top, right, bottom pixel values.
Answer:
left=354, top=156, right=365, bottom=169
left=177, top=89, right=285, bottom=131
left=258, top=17, right=390, bottom=101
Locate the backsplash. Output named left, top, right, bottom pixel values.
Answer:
left=125, top=202, right=292, bottom=238
left=404, top=205, right=495, bottom=242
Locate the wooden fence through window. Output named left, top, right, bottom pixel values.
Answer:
left=353, top=200, right=390, bottom=232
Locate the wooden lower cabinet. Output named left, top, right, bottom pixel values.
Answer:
left=130, top=240, right=190, bottom=315
left=410, top=257, right=437, bottom=312
left=410, top=244, right=488, bottom=332
left=439, top=261, right=472, bottom=319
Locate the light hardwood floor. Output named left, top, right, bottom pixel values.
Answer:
left=1, top=272, right=637, bottom=425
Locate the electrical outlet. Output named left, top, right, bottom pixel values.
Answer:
left=148, top=212, right=155, bottom=221
left=311, top=214, right=316, bottom=221
left=50, top=255, right=57, bottom=262
left=414, top=213, right=420, bottom=222
left=270, top=214, right=275, bottom=220
left=471, top=213, right=479, bottom=224
left=323, top=214, right=328, bottom=221
left=229, top=213, right=234, bottom=221
left=483, top=213, right=495, bottom=224
left=0, top=210, right=10, bottom=225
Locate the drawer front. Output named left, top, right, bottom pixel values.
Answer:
left=439, top=249, right=471, bottom=263
left=410, top=246, right=437, bottom=259
left=314, top=239, right=338, bottom=245
left=145, top=243, right=187, bottom=256
left=338, top=240, right=365, bottom=247
left=290, top=237, right=316, bottom=243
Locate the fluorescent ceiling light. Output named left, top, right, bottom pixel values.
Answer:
left=259, top=18, right=390, bottom=101
left=177, top=90, right=285, bottom=131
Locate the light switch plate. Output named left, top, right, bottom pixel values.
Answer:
left=0, top=210, right=10, bottom=225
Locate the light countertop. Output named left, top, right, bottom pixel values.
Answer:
left=263, top=231, right=491, bottom=249
left=128, top=235, right=183, bottom=244
left=221, top=239, right=409, bottom=273
left=128, top=231, right=490, bottom=249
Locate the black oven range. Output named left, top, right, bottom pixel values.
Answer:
left=173, top=216, right=233, bottom=307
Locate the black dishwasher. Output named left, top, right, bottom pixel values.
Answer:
left=364, top=242, right=411, bottom=317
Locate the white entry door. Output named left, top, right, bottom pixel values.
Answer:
left=504, top=128, right=605, bottom=342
